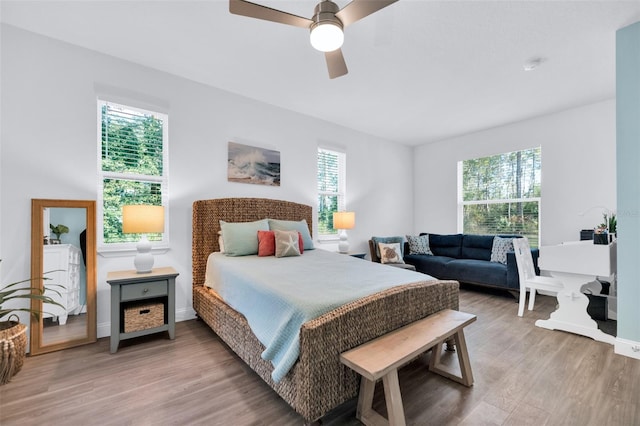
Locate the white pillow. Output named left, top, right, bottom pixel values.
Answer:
left=378, top=242, right=405, bottom=264
left=490, top=236, right=514, bottom=265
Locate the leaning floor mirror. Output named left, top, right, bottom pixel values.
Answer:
left=30, top=199, right=97, bottom=355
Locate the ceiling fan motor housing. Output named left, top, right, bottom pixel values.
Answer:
left=311, top=1, right=343, bottom=31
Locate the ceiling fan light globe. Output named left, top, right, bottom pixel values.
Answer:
left=310, top=22, right=344, bottom=52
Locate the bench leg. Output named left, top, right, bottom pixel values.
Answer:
left=356, top=370, right=407, bottom=426
left=356, top=377, right=376, bottom=422
left=382, top=369, right=406, bottom=426
left=429, top=329, right=474, bottom=387
left=453, top=328, right=474, bottom=386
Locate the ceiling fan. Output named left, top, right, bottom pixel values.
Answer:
left=229, top=0, right=399, bottom=79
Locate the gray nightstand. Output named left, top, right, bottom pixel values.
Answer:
left=106, top=266, right=178, bottom=353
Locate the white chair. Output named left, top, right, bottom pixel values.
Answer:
left=513, top=237, right=564, bottom=317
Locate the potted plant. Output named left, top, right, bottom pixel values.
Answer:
left=594, top=213, right=617, bottom=244
left=606, top=213, right=617, bottom=236
left=0, top=262, right=63, bottom=385
left=49, top=223, right=69, bottom=244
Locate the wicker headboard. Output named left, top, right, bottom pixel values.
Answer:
left=192, top=198, right=313, bottom=287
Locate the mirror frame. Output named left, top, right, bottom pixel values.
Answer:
left=30, top=199, right=97, bottom=355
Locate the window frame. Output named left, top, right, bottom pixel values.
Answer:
left=317, top=147, right=346, bottom=241
left=96, top=99, right=170, bottom=253
left=457, top=147, right=541, bottom=246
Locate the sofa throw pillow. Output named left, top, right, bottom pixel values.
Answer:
left=378, top=242, right=405, bottom=264
left=268, top=219, right=314, bottom=250
left=490, top=236, right=515, bottom=265
left=220, top=219, right=269, bottom=256
left=371, top=236, right=404, bottom=259
left=274, top=230, right=301, bottom=258
left=406, top=234, right=433, bottom=255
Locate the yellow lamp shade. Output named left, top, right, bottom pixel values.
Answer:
left=122, top=205, right=165, bottom=234
left=333, top=211, right=355, bottom=230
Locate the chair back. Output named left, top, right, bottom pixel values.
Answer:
left=512, top=237, right=537, bottom=285
left=368, top=240, right=381, bottom=263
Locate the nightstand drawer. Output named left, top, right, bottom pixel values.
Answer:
left=121, top=280, right=168, bottom=301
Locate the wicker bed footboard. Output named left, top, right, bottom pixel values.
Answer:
left=193, top=279, right=459, bottom=423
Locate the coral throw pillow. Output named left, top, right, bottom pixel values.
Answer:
left=258, top=230, right=276, bottom=256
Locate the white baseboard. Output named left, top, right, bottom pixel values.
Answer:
left=614, top=337, right=640, bottom=360
left=97, top=307, right=198, bottom=339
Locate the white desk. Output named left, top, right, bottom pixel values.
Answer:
left=537, top=240, right=616, bottom=345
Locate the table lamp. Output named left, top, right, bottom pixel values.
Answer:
left=122, top=205, right=164, bottom=273
left=333, top=211, right=355, bottom=254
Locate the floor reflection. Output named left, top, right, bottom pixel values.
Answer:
left=43, top=313, right=87, bottom=345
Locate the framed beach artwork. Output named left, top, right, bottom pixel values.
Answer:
left=227, top=141, right=281, bottom=186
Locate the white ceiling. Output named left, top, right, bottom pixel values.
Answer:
left=2, top=0, right=640, bottom=145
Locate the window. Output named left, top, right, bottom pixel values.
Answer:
left=317, top=148, right=346, bottom=238
left=98, top=100, right=168, bottom=250
left=459, top=147, right=541, bottom=247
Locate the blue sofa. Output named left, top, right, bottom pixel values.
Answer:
left=403, top=233, right=539, bottom=291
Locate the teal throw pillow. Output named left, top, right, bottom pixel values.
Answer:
left=268, top=219, right=314, bottom=250
left=220, top=219, right=269, bottom=256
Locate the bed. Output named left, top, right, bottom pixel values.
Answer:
left=192, top=197, right=460, bottom=423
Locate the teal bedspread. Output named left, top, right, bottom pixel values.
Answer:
left=204, top=249, right=433, bottom=382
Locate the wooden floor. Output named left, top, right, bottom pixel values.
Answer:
left=2, top=287, right=638, bottom=425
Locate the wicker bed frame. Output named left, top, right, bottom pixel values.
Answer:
left=192, top=197, right=460, bottom=423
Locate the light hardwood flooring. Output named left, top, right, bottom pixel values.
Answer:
left=1, top=287, right=638, bottom=425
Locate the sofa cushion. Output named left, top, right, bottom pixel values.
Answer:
left=445, top=259, right=508, bottom=287
left=404, top=254, right=456, bottom=278
left=461, top=234, right=494, bottom=261
left=422, top=233, right=463, bottom=258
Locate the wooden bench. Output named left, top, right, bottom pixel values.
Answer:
left=340, top=309, right=477, bottom=426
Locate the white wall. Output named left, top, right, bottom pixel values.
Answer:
left=412, top=99, right=616, bottom=246
left=0, top=25, right=414, bottom=339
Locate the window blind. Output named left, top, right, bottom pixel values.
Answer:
left=101, top=103, right=164, bottom=176
left=317, top=148, right=346, bottom=236
left=460, top=147, right=541, bottom=246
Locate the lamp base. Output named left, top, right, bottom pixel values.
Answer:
left=134, top=235, right=154, bottom=273
left=338, top=230, right=349, bottom=254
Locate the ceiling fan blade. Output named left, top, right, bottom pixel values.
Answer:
left=229, top=0, right=313, bottom=29
left=325, top=49, right=348, bottom=79
left=336, top=0, right=399, bottom=27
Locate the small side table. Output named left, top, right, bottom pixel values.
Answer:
left=106, top=266, right=178, bottom=353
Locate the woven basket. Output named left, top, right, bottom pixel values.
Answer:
left=124, top=302, right=164, bottom=333
left=0, top=315, right=28, bottom=385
